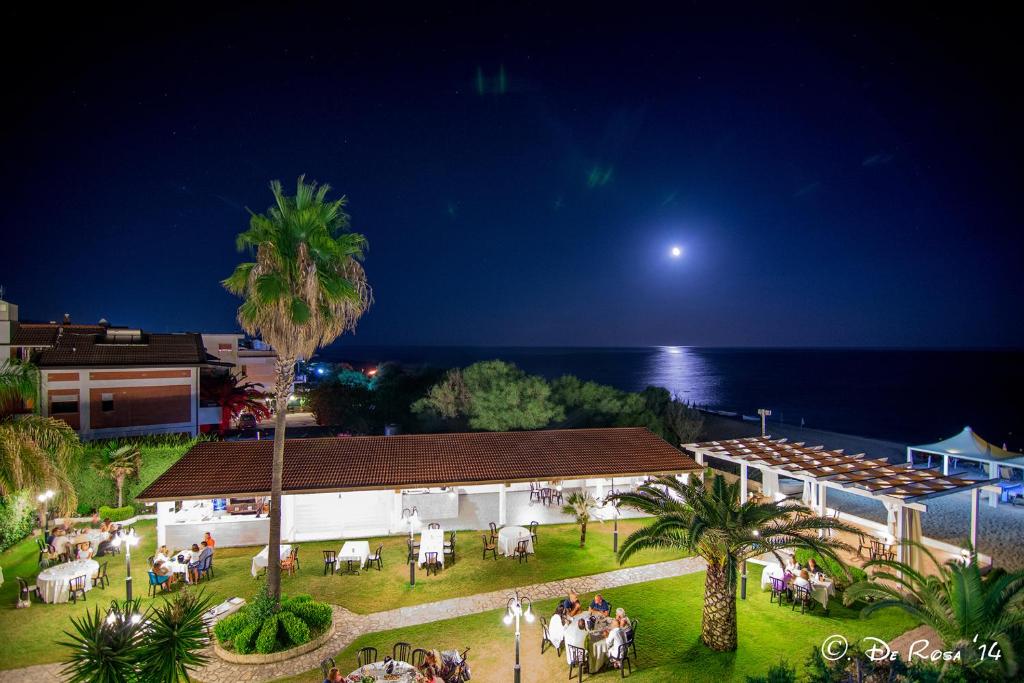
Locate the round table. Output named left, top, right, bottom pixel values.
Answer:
left=497, top=526, right=534, bottom=556
left=558, top=613, right=613, bottom=671
left=37, top=559, right=99, bottom=603
left=345, top=660, right=416, bottom=681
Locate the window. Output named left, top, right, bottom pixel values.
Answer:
left=51, top=400, right=79, bottom=414
left=218, top=343, right=232, bottom=351
left=101, top=392, right=114, bottom=412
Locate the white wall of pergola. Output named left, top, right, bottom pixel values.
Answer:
left=684, top=436, right=1001, bottom=563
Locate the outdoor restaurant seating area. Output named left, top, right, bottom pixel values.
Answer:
left=318, top=643, right=472, bottom=682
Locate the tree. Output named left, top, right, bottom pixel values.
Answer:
left=662, top=399, right=705, bottom=444
left=561, top=489, right=599, bottom=547
left=844, top=542, right=1024, bottom=679
left=222, top=177, right=371, bottom=604
left=307, top=377, right=374, bottom=432
left=0, top=360, right=79, bottom=517
left=97, top=445, right=142, bottom=508
left=200, top=370, right=271, bottom=432
left=613, top=473, right=855, bottom=652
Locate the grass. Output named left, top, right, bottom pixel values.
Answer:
left=0, top=518, right=684, bottom=670
left=275, top=571, right=919, bottom=683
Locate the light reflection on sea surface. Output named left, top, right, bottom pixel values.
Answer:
left=641, top=346, right=720, bottom=407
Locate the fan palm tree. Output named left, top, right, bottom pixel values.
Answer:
left=561, top=489, right=599, bottom=547
left=844, top=542, right=1024, bottom=677
left=97, top=445, right=142, bottom=508
left=0, top=360, right=79, bottom=516
left=200, top=370, right=271, bottom=431
left=613, top=473, right=856, bottom=652
left=222, top=176, right=372, bottom=603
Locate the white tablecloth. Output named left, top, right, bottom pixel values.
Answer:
left=336, top=540, right=370, bottom=570
left=37, top=559, right=99, bottom=603
left=555, top=613, right=610, bottom=671
left=346, top=660, right=416, bottom=681
left=497, top=526, right=534, bottom=556
left=251, top=544, right=291, bottom=577
left=759, top=563, right=835, bottom=608
left=418, top=528, right=445, bottom=567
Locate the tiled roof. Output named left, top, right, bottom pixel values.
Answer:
left=137, top=427, right=700, bottom=500
left=35, top=332, right=207, bottom=368
left=9, top=323, right=107, bottom=347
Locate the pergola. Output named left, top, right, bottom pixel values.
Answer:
left=684, top=435, right=1001, bottom=567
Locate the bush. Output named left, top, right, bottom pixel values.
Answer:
left=233, top=622, right=260, bottom=655
left=98, top=505, right=135, bottom=522
left=212, top=611, right=250, bottom=643
left=746, top=660, right=797, bottom=683
left=278, top=611, right=310, bottom=646
left=289, top=600, right=332, bottom=630
left=794, top=548, right=867, bottom=589
left=0, top=491, right=35, bottom=552
left=253, top=614, right=279, bottom=654
left=72, top=437, right=195, bottom=514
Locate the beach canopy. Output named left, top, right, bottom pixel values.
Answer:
left=909, top=427, right=1024, bottom=469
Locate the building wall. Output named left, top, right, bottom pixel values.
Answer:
left=238, top=351, right=277, bottom=391
left=41, top=366, right=199, bottom=439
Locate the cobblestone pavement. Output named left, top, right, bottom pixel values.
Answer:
left=0, top=557, right=706, bottom=683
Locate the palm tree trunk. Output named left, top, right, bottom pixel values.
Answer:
left=266, top=358, right=295, bottom=605
left=701, top=562, right=738, bottom=651
left=116, top=475, right=124, bottom=508
left=580, top=520, right=587, bottom=547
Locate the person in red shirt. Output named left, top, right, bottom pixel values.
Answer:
left=203, top=531, right=216, bottom=549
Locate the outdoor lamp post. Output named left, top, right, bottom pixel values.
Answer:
left=36, top=489, right=55, bottom=532
left=603, top=490, right=621, bottom=554
left=402, top=506, right=420, bottom=587
left=111, top=529, right=140, bottom=601
left=742, top=529, right=759, bottom=600
left=503, top=590, right=534, bottom=683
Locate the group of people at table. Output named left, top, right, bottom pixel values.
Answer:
left=42, top=517, right=121, bottom=562
left=323, top=649, right=454, bottom=683
left=550, top=590, right=633, bottom=670
left=150, top=531, right=216, bottom=588
left=762, top=555, right=834, bottom=610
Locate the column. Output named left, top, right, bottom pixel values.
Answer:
left=739, top=463, right=748, bottom=503
left=906, top=447, right=913, bottom=465
left=498, top=485, right=508, bottom=525
left=156, top=501, right=174, bottom=547
left=817, top=484, right=828, bottom=538
left=970, top=488, right=979, bottom=551
left=942, top=455, right=949, bottom=476
left=391, top=491, right=403, bottom=535
left=895, top=504, right=905, bottom=564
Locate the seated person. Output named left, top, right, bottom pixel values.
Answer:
left=154, top=545, right=171, bottom=564
left=605, top=607, right=632, bottom=668
left=793, top=569, right=812, bottom=590
left=95, top=537, right=115, bottom=557
left=563, top=619, right=589, bottom=662
left=152, top=560, right=176, bottom=586
left=323, top=667, right=343, bottom=683
left=418, top=665, right=443, bottom=683
left=589, top=593, right=611, bottom=617
left=45, top=529, right=56, bottom=547
left=806, top=558, right=821, bottom=575
left=76, top=542, right=94, bottom=560
left=784, top=556, right=800, bottom=574
left=203, top=531, right=216, bottom=549
left=419, top=650, right=440, bottom=672
left=560, top=590, right=582, bottom=616
left=98, top=517, right=113, bottom=533
left=187, top=543, right=202, bottom=583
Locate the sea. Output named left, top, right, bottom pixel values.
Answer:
left=313, top=346, right=1024, bottom=450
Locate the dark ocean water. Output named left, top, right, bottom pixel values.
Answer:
left=314, top=346, right=1023, bottom=449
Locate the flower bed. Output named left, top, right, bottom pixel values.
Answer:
left=212, top=592, right=333, bottom=660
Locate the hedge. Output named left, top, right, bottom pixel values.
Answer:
left=289, top=600, right=332, bottom=630
left=98, top=505, right=136, bottom=522
left=278, top=611, right=311, bottom=646
left=215, top=592, right=332, bottom=655
left=0, top=491, right=35, bottom=553
left=213, top=611, right=250, bottom=643
left=254, top=614, right=280, bottom=654
left=233, top=622, right=261, bottom=655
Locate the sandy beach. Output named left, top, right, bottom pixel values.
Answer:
left=701, top=414, right=1024, bottom=571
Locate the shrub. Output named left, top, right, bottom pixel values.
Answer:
left=794, top=548, right=867, bottom=589
left=233, top=622, right=260, bottom=654
left=254, top=614, right=279, bottom=654
left=290, top=600, right=332, bottom=630
left=212, top=611, right=250, bottom=643
left=98, top=505, right=135, bottom=522
left=278, top=611, right=310, bottom=646
left=0, top=491, right=35, bottom=552
left=745, top=660, right=797, bottom=683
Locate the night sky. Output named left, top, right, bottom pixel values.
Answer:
left=2, top=5, right=1020, bottom=347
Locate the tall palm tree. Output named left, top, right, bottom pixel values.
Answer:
left=97, top=445, right=142, bottom=508
left=222, top=176, right=371, bottom=603
left=0, top=360, right=79, bottom=516
left=613, top=473, right=855, bottom=652
left=844, top=542, right=1024, bottom=677
left=561, top=489, right=598, bottom=547
left=200, top=370, right=271, bottom=431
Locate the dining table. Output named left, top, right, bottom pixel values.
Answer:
left=418, top=528, right=445, bottom=567
left=336, top=540, right=370, bottom=573
left=251, top=543, right=291, bottom=577
left=345, top=659, right=417, bottom=681
left=548, top=612, right=614, bottom=671
left=36, top=559, right=99, bottom=603
left=497, top=525, right=534, bottom=557
left=759, top=563, right=835, bottom=609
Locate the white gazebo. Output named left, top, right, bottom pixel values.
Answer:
left=907, top=426, right=1024, bottom=488
left=685, top=436, right=1001, bottom=570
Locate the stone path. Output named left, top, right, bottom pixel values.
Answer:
left=0, top=557, right=706, bottom=683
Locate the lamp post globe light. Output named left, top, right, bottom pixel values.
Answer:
left=111, top=528, right=141, bottom=601
left=402, top=506, right=420, bottom=587
left=503, top=590, right=533, bottom=683
left=36, top=489, right=55, bottom=532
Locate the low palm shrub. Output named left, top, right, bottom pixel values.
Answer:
left=213, top=589, right=332, bottom=655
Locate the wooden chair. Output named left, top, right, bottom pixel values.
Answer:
left=392, top=641, right=413, bottom=662
left=92, top=561, right=109, bottom=589
left=357, top=646, right=378, bottom=667
left=625, top=617, right=638, bottom=659
left=482, top=534, right=497, bottom=560
left=529, top=482, right=543, bottom=503
left=281, top=548, right=297, bottom=576
left=529, top=521, right=539, bottom=545
left=410, top=648, right=429, bottom=667
left=322, top=549, right=337, bottom=575
left=552, top=488, right=564, bottom=505
left=541, top=487, right=553, bottom=506
left=443, top=538, right=456, bottom=566
left=367, top=544, right=384, bottom=571
left=769, top=576, right=788, bottom=606
left=513, top=538, right=530, bottom=563
left=319, top=656, right=336, bottom=679
left=792, top=584, right=815, bottom=614
left=16, top=577, right=40, bottom=603
left=292, top=546, right=300, bottom=572
left=489, top=521, right=498, bottom=538
left=427, top=522, right=441, bottom=530
left=567, top=644, right=589, bottom=680
left=68, top=575, right=88, bottom=604
left=424, top=551, right=441, bottom=576
left=613, top=642, right=633, bottom=677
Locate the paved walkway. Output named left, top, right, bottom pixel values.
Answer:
left=0, top=557, right=706, bottom=683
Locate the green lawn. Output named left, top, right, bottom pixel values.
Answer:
left=275, top=572, right=919, bottom=683
left=0, top=518, right=684, bottom=670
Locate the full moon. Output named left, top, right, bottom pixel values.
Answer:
left=670, top=245, right=682, bottom=257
